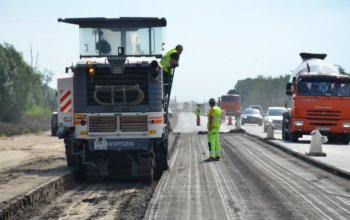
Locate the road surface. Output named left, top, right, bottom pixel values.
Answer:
left=242, top=123, right=350, bottom=173
left=145, top=113, right=350, bottom=219
left=2, top=113, right=350, bottom=219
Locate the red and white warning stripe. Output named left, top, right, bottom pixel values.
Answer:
left=60, top=90, right=72, bottom=112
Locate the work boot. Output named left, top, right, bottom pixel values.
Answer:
left=204, top=157, right=215, bottom=162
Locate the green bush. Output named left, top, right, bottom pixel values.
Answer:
left=22, top=128, right=30, bottom=134
left=25, top=106, right=52, bottom=116
left=0, top=43, right=56, bottom=122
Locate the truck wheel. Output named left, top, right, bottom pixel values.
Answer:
left=140, top=166, right=154, bottom=183
left=342, top=135, right=350, bottom=145
left=140, top=172, right=154, bottom=183
left=259, top=122, right=262, bottom=126
left=282, top=113, right=290, bottom=141
left=139, top=157, right=154, bottom=183
left=65, top=142, right=76, bottom=167
left=162, top=138, right=169, bottom=171
left=75, top=158, right=87, bottom=182
left=241, top=120, right=245, bottom=125
left=327, top=135, right=336, bottom=144
left=51, top=114, right=58, bottom=136
left=290, top=132, right=299, bottom=142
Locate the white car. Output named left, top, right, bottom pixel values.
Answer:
left=263, top=107, right=286, bottom=132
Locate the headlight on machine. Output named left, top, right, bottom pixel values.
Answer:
left=294, top=120, right=304, bottom=126
left=343, top=122, right=350, bottom=128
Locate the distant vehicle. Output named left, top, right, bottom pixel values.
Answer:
left=249, top=105, right=264, bottom=115
left=283, top=52, right=350, bottom=144
left=183, top=102, right=190, bottom=112
left=241, top=108, right=262, bottom=126
left=263, top=107, right=286, bottom=132
left=220, top=94, right=241, bottom=118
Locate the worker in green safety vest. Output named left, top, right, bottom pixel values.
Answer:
left=160, top=44, right=183, bottom=75
left=194, top=104, right=201, bottom=126
left=160, top=45, right=183, bottom=96
left=206, top=98, right=222, bottom=161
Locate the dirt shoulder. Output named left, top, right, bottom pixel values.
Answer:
left=0, top=131, right=66, bottom=206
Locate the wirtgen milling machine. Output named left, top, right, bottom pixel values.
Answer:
left=56, top=17, right=170, bottom=182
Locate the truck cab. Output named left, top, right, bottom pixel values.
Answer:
left=220, top=91, right=241, bottom=118
left=283, top=53, right=350, bottom=144
left=56, top=17, right=169, bottom=182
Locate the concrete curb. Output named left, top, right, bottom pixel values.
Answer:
left=0, top=170, right=74, bottom=220
left=245, top=132, right=350, bottom=180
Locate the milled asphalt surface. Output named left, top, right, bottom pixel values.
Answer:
left=144, top=113, right=350, bottom=220
left=242, top=123, right=350, bottom=173
left=3, top=112, right=350, bottom=219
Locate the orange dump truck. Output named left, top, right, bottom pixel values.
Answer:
left=283, top=53, right=350, bottom=144
left=220, top=92, right=241, bottom=118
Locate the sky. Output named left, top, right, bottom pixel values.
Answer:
left=1, top=0, right=350, bottom=102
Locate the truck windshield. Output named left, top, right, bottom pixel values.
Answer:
left=79, top=27, right=164, bottom=57
left=221, top=96, right=240, bottom=102
left=298, top=80, right=350, bottom=97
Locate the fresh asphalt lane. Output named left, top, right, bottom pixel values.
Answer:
left=145, top=113, right=350, bottom=219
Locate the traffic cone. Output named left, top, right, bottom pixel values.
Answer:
left=266, top=124, right=274, bottom=139
left=306, top=130, right=327, bottom=156
left=235, top=117, right=241, bottom=129
left=227, top=117, right=233, bottom=125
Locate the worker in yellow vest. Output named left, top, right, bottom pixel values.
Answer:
left=194, top=104, right=201, bottom=126
left=160, top=44, right=183, bottom=75
left=206, top=98, right=222, bottom=161
left=160, top=45, right=183, bottom=95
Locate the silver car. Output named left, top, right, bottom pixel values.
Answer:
left=263, top=107, right=286, bottom=132
left=241, top=108, right=263, bottom=126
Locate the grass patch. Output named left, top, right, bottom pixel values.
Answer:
left=25, top=106, right=52, bottom=116
left=36, top=128, right=43, bottom=134
left=0, top=133, right=7, bottom=138
left=22, top=128, right=30, bottom=134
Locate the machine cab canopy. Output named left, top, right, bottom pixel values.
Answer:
left=58, top=17, right=166, bottom=58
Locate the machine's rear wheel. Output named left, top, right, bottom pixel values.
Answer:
left=65, top=141, right=76, bottom=167
left=75, top=157, right=87, bottom=182
left=154, top=138, right=169, bottom=180
left=140, top=167, right=154, bottom=183
left=139, top=155, right=155, bottom=183
left=51, top=113, right=58, bottom=136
